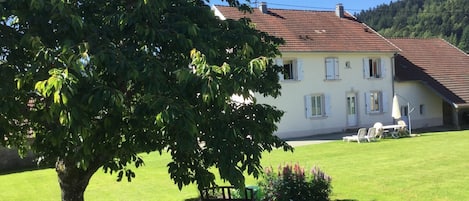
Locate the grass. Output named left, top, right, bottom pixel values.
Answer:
left=1, top=130, right=469, bottom=200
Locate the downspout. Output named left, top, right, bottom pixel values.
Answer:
left=391, top=54, right=396, bottom=123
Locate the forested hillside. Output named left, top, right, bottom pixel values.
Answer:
left=356, top=0, right=469, bottom=52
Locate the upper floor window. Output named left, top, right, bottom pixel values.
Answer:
left=283, top=60, right=295, bottom=80
left=275, top=58, right=303, bottom=81
left=363, top=57, right=385, bottom=79
left=325, top=57, right=339, bottom=80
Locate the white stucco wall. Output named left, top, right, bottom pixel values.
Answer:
left=394, top=81, right=443, bottom=129
left=256, top=52, right=396, bottom=139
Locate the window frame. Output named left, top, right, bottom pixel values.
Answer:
left=275, top=58, right=303, bottom=81
left=283, top=60, right=294, bottom=80
left=365, top=91, right=387, bottom=114
left=305, top=94, right=331, bottom=119
left=311, top=94, right=324, bottom=117
left=363, top=57, right=384, bottom=79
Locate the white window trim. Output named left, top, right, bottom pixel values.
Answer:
left=305, top=94, right=331, bottom=119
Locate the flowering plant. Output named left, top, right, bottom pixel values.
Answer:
left=258, top=163, right=332, bottom=201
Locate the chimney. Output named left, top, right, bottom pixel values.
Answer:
left=259, top=2, right=268, bottom=14
left=336, top=3, right=344, bottom=18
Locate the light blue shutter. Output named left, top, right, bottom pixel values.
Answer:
left=325, top=58, right=334, bottom=80
left=275, top=58, right=284, bottom=81
left=363, top=57, right=370, bottom=79
left=295, top=59, right=304, bottom=81
left=334, top=58, right=340, bottom=79
left=380, top=57, right=386, bottom=78
left=365, top=92, right=370, bottom=114
left=382, top=92, right=389, bottom=113
left=305, top=95, right=312, bottom=118
left=324, top=94, right=331, bottom=116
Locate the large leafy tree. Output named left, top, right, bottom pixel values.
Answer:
left=0, top=0, right=291, bottom=201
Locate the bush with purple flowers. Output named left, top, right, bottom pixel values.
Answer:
left=258, top=163, right=332, bottom=201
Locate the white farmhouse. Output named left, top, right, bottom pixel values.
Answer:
left=214, top=3, right=466, bottom=138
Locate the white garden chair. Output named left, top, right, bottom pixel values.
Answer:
left=342, top=128, right=367, bottom=143
left=365, top=127, right=379, bottom=142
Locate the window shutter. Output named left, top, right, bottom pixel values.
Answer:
left=334, top=58, right=340, bottom=79
left=324, top=94, right=331, bottom=116
left=305, top=95, right=312, bottom=118
left=380, top=58, right=386, bottom=78
left=363, top=57, right=370, bottom=78
left=325, top=59, right=334, bottom=79
left=295, top=59, right=304, bottom=81
left=275, top=58, right=284, bottom=81
left=365, top=92, right=370, bottom=114
left=382, top=92, right=389, bottom=113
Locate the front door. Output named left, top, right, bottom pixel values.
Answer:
left=347, top=93, right=358, bottom=127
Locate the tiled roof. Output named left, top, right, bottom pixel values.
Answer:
left=213, top=5, right=399, bottom=52
left=390, top=38, right=469, bottom=106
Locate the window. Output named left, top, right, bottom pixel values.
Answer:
left=363, top=57, right=384, bottom=79
left=283, top=60, right=294, bottom=80
left=305, top=94, right=331, bottom=118
left=420, top=104, right=425, bottom=115
left=345, top=61, right=351, bottom=68
left=311, top=95, right=323, bottom=116
left=401, top=105, right=408, bottom=116
left=365, top=91, right=387, bottom=113
left=325, top=57, right=339, bottom=80
left=275, top=58, right=303, bottom=81
left=370, top=92, right=381, bottom=112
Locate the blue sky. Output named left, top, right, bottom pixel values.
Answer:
left=208, top=0, right=394, bottom=13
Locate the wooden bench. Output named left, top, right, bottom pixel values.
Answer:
left=200, top=186, right=256, bottom=201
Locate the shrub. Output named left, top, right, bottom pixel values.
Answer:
left=258, top=163, right=332, bottom=201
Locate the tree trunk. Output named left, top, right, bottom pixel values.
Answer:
left=56, top=158, right=101, bottom=201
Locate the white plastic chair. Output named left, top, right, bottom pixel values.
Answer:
left=365, top=127, right=378, bottom=142
left=373, top=122, right=384, bottom=139
left=343, top=128, right=367, bottom=143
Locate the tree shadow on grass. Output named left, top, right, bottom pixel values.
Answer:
left=334, top=199, right=359, bottom=201
left=0, top=165, right=54, bottom=176
left=184, top=197, right=359, bottom=201
left=184, top=198, right=200, bottom=201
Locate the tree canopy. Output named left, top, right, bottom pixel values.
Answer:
left=357, top=0, right=469, bottom=52
left=0, top=0, right=292, bottom=200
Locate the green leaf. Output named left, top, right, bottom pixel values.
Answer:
left=59, top=110, right=69, bottom=125
left=15, top=78, right=23, bottom=90
left=53, top=91, right=61, bottom=104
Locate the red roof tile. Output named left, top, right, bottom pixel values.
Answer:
left=214, top=5, right=399, bottom=52
left=390, top=38, right=469, bottom=106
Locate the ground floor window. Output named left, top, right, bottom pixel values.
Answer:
left=305, top=94, right=330, bottom=118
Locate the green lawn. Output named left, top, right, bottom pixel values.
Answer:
left=1, top=130, right=469, bottom=201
